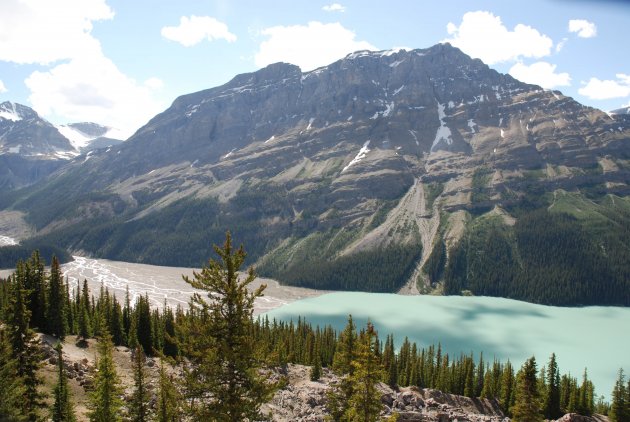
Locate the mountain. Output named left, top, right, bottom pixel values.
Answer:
left=0, top=101, right=76, bottom=190
left=56, top=122, right=124, bottom=152
left=610, top=106, right=630, bottom=115
left=0, top=102, right=123, bottom=191
left=4, top=43, right=630, bottom=305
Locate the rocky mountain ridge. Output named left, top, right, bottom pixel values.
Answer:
left=3, top=43, right=630, bottom=301
left=0, top=101, right=122, bottom=190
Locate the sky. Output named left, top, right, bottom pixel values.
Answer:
left=1, top=0, right=629, bottom=139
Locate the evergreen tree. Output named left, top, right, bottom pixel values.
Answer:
left=311, top=352, right=322, bottom=381
left=47, top=257, right=68, bottom=339
left=88, top=331, right=123, bottom=422
left=182, top=232, right=274, bottom=421
left=475, top=352, right=485, bottom=397
left=5, top=271, right=46, bottom=421
left=578, top=369, right=594, bottom=416
left=156, top=362, right=179, bottom=422
left=310, top=338, right=322, bottom=381
left=0, top=327, right=24, bottom=421
left=135, top=294, right=153, bottom=355
left=162, top=305, right=178, bottom=358
left=345, top=322, right=386, bottom=422
left=77, top=280, right=92, bottom=342
left=333, top=315, right=357, bottom=375
left=610, top=369, right=628, bottom=422
left=51, top=343, right=76, bottom=422
left=500, top=360, right=515, bottom=416
left=543, top=353, right=562, bottom=419
left=512, top=357, right=542, bottom=422
left=128, top=347, right=150, bottom=422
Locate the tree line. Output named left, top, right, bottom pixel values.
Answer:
left=0, top=242, right=629, bottom=421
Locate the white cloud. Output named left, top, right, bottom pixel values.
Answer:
left=578, top=74, right=630, bottom=100
left=25, top=54, right=166, bottom=139
left=0, top=80, right=7, bottom=93
left=144, top=77, right=164, bottom=90
left=161, top=15, right=236, bottom=47
left=0, top=0, right=166, bottom=137
left=556, top=37, right=568, bottom=53
left=255, top=21, right=376, bottom=71
left=0, top=0, right=113, bottom=65
left=323, top=3, right=346, bottom=12
left=568, top=19, right=597, bottom=38
left=509, top=61, right=571, bottom=89
left=443, top=11, right=553, bottom=65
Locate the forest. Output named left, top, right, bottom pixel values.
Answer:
left=0, top=243, right=629, bottom=421
left=442, top=204, right=630, bottom=306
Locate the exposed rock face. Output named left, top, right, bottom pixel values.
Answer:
left=6, top=44, right=630, bottom=288
left=0, top=101, right=76, bottom=190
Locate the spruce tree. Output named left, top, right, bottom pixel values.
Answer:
left=333, top=314, right=357, bottom=375
left=128, top=346, right=150, bottom=422
left=156, top=362, right=179, bottom=422
left=88, top=331, right=123, bottom=422
left=500, top=360, right=515, bottom=416
left=610, top=369, right=627, bottom=422
left=162, top=305, right=178, bottom=358
left=135, top=294, right=153, bottom=355
left=345, top=322, right=385, bottom=422
left=51, top=343, right=76, bottom=422
left=310, top=352, right=322, bottom=381
left=543, top=353, right=562, bottom=419
left=182, top=232, right=274, bottom=421
left=47, top=257, right=68, bottom=339
left=512, top=357, right=542, bottom=422
left=0, top=327, right=24, bottom=421
left=77, top=280, right=92, bottom=343
left=6, top=271, right=46, bottom=421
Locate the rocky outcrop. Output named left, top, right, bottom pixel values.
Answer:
left=262, top=364, right=507, bottom=422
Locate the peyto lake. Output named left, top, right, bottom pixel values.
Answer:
left=265, top=292, right=630, bottom=400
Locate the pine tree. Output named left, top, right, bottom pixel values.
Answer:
left=162, top=306, right=178, bottom=358
left=500, top=360, right=515, bottom=416
left=156, top=362, right=179, bottom=422
left=311, top=352, right=322, bottom=381
left=88, top=331, right=123, bottom=422
left=512, top=357, right=542, bottom=422
left=77, top=280, right=92, bottom=343
left=578, top=368, right=594, bottom=416
left=345, top=322, right=386, bottom=422
left=0, top=326, right=24, bottom=420
left=310, top=336, right=322, bottom=381
left=47, top=257, right=68, bottom=339
left=135, top=294, right=153, bottom=355
left=543, top=353, right=562, bottom=419
left=128, top=347, right=150, bottom=422
left=6, top=271, right=46, bottom=421
left=610, top=369, right=627, bottom=422
left=51, top=343, right=76, bottom=422
left=182, top=232, right=274, bottom=421
left=333, top=314, right=357, bottom=375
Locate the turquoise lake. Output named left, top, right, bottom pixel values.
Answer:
left=264, top=292, right=630, bottom=400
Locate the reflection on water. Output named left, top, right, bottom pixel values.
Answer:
left=265, top=292, right=630, bottom=400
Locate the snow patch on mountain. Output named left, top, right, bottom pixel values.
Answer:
left=342, top=140, right=371, bottom=173
left=0, top=102, right=22, bottom=122
left=431, top=102, right=453, bottom=152
left=371, top=102, right=394, bottom=119
left=56, top=124, right=124, bottom=151
left=0, top=235, right=19, bottom=247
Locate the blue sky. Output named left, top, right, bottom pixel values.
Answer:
left=1, top=0, right=629, bottom=138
